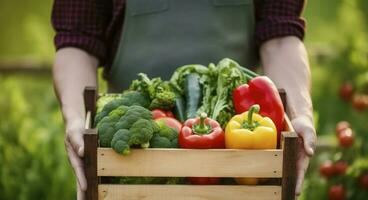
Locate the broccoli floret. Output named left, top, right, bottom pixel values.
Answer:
left=114, top=105, right=152, bottom=130
left=149, top=86, right=176, bottom=110
left=120, top=91, right=150, bottom=108
left=129, top=73, right=176, bottom=110
left=129, top=119, right=157, bottom=148
left=96, top=93, right=122, bottom=113
left=150, top=124, right=179, bottom=148
left=95, top=98, right=125, bottom=124
left=111, top=129, right=131, bottom=155
left=97, top=120, right=117, bottom=147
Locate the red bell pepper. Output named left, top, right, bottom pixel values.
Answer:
left=179, top=113, right=225, bottom=149
left=179, top=113, right=224, bottom=185
left=232, top=76, right=284, bottom=145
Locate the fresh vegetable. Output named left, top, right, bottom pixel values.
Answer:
left=96, top=93, right=122, bottom=113
left=130, top=73, right=176, bottom=110
left=128, top=119, right=159, bottom=148
left=172, top=92, right=186, bottom=122
left=334, top=161, right=348, bottom=175
left=184, top=73, right=202, bottom=119
left=328, top=185, right=345, bottom=200
left=232, top=76, right=284, bottom=145
left=170, top=59, right=247, bottom=128
left=358, top=173, right=368, bottom=189
left=97, top=105, right=155, bottom=154
left=225, top=104, right=277, bottom=149
left=338, top=128, right=354, bottom=148
left=94, top=91, right=150, bottom=124
left=352, top=94, right=368, bottom=111
left=151, top=109, right=174, bottom=119
left=179, top=113, right=225, bottom=149
left=111, top=129, right=131, bottom=155
left=336, top=121, right=350, bottom=136
left=319, top=161, right=336, bottom=178
left=179, top=113, right=224, bottom=185
left=339, top=82, right=354, bottom=101
left=155, top=117, right=182, bottom=132
left=150, top=123, right=179, bottom=148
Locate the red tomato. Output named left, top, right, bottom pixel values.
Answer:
left=152, top=109, right=168, bottom=119
left=320, top=161, right=336, bottom=178
left=335, top=121, right=350, bottom=136
left=155, top=117, right=182, bottom=132
left=334, top=161, right=348, bottom=175
left=187, top=177, right=220, bottom=185
left=339, top=82, right=353, bottom=101
left=352, top=94, right=368, bottom=111
left=358, top=173, right=368, bottom=189
left=165, top=111, right=175, bottom=118
left=328, top=185, right=345, bottom=200
left=338, top=128, right=354, bottom=148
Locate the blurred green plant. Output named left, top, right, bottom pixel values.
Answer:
left=0, top=74, right=75, bottom=200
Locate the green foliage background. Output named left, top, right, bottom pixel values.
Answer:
left=0, top=0, right=367, bottom=199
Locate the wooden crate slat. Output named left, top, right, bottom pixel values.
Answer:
left=97, top=148, right=283, bottom=178
left=98, top=184, right=281, bottom=200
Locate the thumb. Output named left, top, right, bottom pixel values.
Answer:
left=291, top=116, right=316, bottom=157
left=68, top=129, right=85, bottom=157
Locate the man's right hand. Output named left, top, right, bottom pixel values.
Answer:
left=65, top=118, right=87, bottom=196
left=53, top=47, right=98, bottom=200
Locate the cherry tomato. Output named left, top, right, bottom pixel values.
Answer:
left=352, top=94, right=368, bottom=111
left=338, top=128, right=354, bottom=148
left=339, top=82, right=353, bottom=101
left=328, top=185, right=345, bottom=200
left=334, top=161, right=348, bottom=175
left=155, top=117, right=182, bottom=132
left=335, top=121, right=350, bottom=136
left=320, top=161, right=336, bottom=178
left=358, top=173, right=368, bottom=189
left=187, top=177, right=220, bottom=185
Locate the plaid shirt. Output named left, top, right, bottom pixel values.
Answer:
left=52, top=0, right=306, bottom=67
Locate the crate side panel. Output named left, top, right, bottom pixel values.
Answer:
left=98, top=184, right=281, bottom=200
left=97, top=148, right=283, bottom=177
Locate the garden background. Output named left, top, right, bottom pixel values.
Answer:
left=0, top=0, right=367, bottom=199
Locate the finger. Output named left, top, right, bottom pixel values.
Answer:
left=292, top=117, right=316, bottom=157
left=66, top=141, right=88, bottom=191
left=302, top=129, right=316, bottom=157
left=295, top=149, right=310, bottom=196
left=77, top=179, right=86, bottom=200
left=69, top=130, right=85, bottom=157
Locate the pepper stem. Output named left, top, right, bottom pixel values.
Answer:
left=242, top=104, right=260, bottom=131
left=193, top=113, right=211, bottom=135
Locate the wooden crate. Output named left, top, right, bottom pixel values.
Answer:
left=83, top=87, right=298, bottom=200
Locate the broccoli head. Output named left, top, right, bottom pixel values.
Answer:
left=119, top=91, right=150, bottom=108
left=95, top=91, right=149, bottom=125
left=129, top=73, right=176, bottom=110
left=97, top=118, right=118, bottom=147
left=129, top=119, right=158, bottom=148
left=114, top=105, right=152, bottom=130
left=150, top=124, right=179, bottom=148
left=111, top=129, right=131, bottom=155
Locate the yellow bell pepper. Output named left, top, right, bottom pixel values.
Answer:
left=225, top=104, right=277, bottom=185
left=225, top=104, right=277, bottom=149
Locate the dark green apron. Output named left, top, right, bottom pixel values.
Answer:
left=108, top=0, right=258, bottom=92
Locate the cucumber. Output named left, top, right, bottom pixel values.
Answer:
left=184, top=73, right=202, bottom=119
left=173, top=93, right=186, bottom=122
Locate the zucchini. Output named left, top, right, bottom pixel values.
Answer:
left=184, top=73, right=202, bottom=119
left=173, top=93, right=186, bottom=122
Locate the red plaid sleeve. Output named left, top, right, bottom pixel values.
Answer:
left=255, top=0, right=306, bottom=45
left=51, top=0, right=111, bottom=64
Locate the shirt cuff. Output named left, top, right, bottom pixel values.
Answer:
left=54, top=32, right=107, bottom=65
left=255, top=18, right=306, bottom=46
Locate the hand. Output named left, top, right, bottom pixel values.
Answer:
left=291, top=115, right=317, bottom=196
left=65, top=119, right=87, bottom=199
